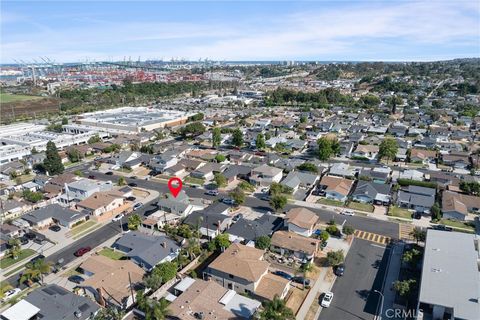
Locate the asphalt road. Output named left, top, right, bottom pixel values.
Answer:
left=318, top=239, right=391, bottom=320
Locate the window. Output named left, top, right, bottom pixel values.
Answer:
left=228, top=274, right=234, bottom=279
left=228, top=283, right=233, bottom=289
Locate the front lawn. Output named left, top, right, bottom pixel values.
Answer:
left=69, top=220, right=97, bottom=237
left=439, top=219, right=475, bottom=232
left=184, top=176, right=205, bottom=185
left=317, top=198, right=344, bottom=207
left=348, top=202, right=374, bottom=212
left=0, top=249, right=36, bottom=269
left=388, top=206, right=413, bottom=220
left=98, top=247, right=125, bottom=260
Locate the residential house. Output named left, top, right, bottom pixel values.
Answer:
left=0, top=161, right=27, bottom=177
left=21, top=204, right=87, bottom=229
left=227, top=214, right=284, bottom=243
left=329, top=163, right=356, bottom=178
left=112, top=231, right=181, bottom=271
left=149, top=150, right=178, bottom=173
left=442, top=191, right=480, bottom=221
left=270, top=230, right=319, bottom=262
left=1, top=284, right=99, bottom=320
left=169, top=278, right=261, bottom=320
left=351, top=181, right=392, bottom=205
left=285, top=207, right=319, bottom=237
left=352, top=145, right=379, bottom=160
left=0, top=224, right=21, bottom=239
left=59, top=178, right=113, bottom=205
left=410, top=148, right=437, bottom=163
left=317, top=175, right=354, bottom=202
left=250, top=164, right=283, bottom=186
left=204, top=243, right=290, bottom=301
left=190, top=163, right=225, bottom=181
left=76, top=191, right=127, bottom=222
left=399, top=169, right=425, bottom=181
left=222, top=165, right=252, bottom=184
left=397, top=185, right=436, bottom=214
left=417, top=230, right=479, bottom=320
left=183, top=203, right=231, bottom=238
left=358, top=167, right=390, bottom=184
left=0, top=199, right=29, bottom=220
left=281, top=171, right=319, bottom=192
left=78, top=255, right=145, bottom=309
left=442, top=152, right=470, bottom=170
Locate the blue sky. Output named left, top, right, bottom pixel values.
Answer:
left=2, top=1, right=479, bottom=63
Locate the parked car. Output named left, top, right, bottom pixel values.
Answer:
left=232, top=214, right=243, bottom=222
left=19, top=237, right=29, bottom=245
left=131, top=176, right=137, bottom=179
left=68, top=275, right=85, bottom=284
left=25, top=232, right=36, bottom=240
left=1, top=288, right=21, bottom=302
left=74, top=247, right=91, bottom=257
left=105, top=171, right=114, bottom=175
left=133, top=203, right=143, bottom=210
left=88, top=175, right=95, bottom=179
left=222, top=198, right=235, bottom=205
left=126, top=196, right=136, bottom=201
left=261, top=187, right=270, bottom=193
left=320, top=292, right=334, bottom=308
left=433, top=224, right=453, bottom=231
left=112, top=213, right=124, bottom=222
left=412, top=212, right=422, bottom=220
left=292, top=276, right=311, bottom=286
left=340, top=209, right=354, bottom=216
left=273, top=270, right=293, bottom=280
left=206, top=189, right=219, bottom=196
left=334, top=264, right=345, bottom=276
left=49, top=225, right=61, bottom=232
left=128, top=182, right=138, bottom=187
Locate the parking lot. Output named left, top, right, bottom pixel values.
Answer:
left=318, top=238, right=389, bottom=320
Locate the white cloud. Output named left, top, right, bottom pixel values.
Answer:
left=2, top=1, right=479, bottom=62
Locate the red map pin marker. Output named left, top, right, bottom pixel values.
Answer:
left=168, top=177, right=183, bottom=198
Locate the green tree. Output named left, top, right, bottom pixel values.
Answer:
left=231, top=128, right=244, bottom=147
left=20, top=259, right=51, bottom=285
left=317, top=136, right=337, bottom=161
left=180, top=122, right=206, bottom=137
left=43, top=141, right=64, bottom=175
left=342, top=225, right=355, bottom=236
left=410, top=228, right=426, bottom=243
left=143, top=273, right=163, bottom=291
left=152, top=261, right=178, bottom=284
left=127, top=214, right=142, bottom=230
left=258, top=295, right=295, bottom=320
left=431, top=202, right=442, bottom=221
left=300, top=115, right=307, bottom=123
left=61, top=117, right=68, bottom=125
left=378, top=138, right=398, bottom=163
left=255, top=235, right=271, bottom=250
left=393, top=279, right=416, bottom=297
left=94, top=306, right=125, bottom=320
left=8, top=239, right=21, bottom=260
left=215, top=154, right=226, bottom=163
left=136, top=291, right=171, bottom=320
left=326, top=224, right=340, bottom=237
left=296, top=162, right=317, bottom=173
left=208, top=233, right=231, bottom=252
left=269, top=194, right=288, bottom=212
left=88, top=134, right=101, bottom=144
left=229, top=187, right=245, bottom=206
left=256, top=133, right=266, bottom=150
left=238, top=181, right=255, bottom=193
left=212, top=127, right=222, bottom=148
left=67, top=148, right=82, bottom=163
left=459, top=181, right=480, bottom=195
left=22, top=190, right=43, bottom=203
left=117, top=176, right=126, bottom=186
left=326, top=250, right=344, bottom=266
left=214, top=173, right=227, bottom=188
left=188, top=113, right=204, bottom=122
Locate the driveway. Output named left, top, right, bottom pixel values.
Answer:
left=318, top=238, right=390, bottom=320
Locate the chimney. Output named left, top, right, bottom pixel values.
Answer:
left=96, top=287, right=106, bottom=307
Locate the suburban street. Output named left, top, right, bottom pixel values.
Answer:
left=318, top=238, right=390, bottom=320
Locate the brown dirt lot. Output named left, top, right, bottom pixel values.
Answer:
left=1, top=98, right=60, bottom=123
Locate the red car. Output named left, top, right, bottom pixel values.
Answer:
left=74, top=247, right=91, bottom=257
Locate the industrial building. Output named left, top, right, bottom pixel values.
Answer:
left=76, top=107, right=191, bottom=133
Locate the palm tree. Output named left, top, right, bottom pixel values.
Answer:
left=8, top=239, right=21, bottom=260
left=94, top=306, right=125, bottom=320
left=136, top=291, right=170, bottom=320
left=20, top=259, right=51, bottom=285
left=258, top=295, right=295, bottom=320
